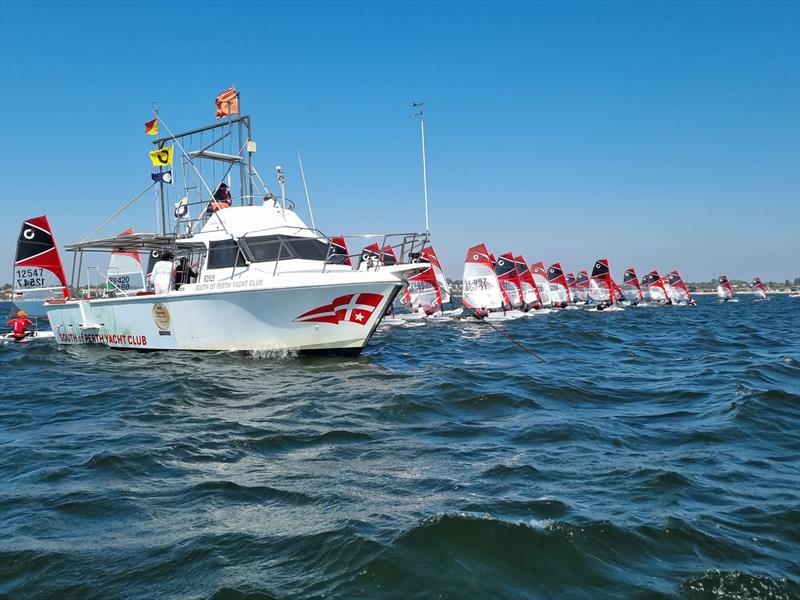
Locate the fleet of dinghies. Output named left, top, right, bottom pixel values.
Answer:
left=458, top=248, right=711, bottom=318
left=5, top=220, right=786, bottom=343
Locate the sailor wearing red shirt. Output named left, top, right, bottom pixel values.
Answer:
left=6, top=310, right=33, bottom=342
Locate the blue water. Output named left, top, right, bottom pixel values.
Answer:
left=1, top=297, right=798, bottom=599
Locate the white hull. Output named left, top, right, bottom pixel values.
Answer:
left=46, top=275, right=403, bottom=354
left=1, top=330, right=54, bottom=344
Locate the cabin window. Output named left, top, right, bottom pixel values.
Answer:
left=207, top=239, right=246, bottom=269
left=242, top=235, right=329, bottom=263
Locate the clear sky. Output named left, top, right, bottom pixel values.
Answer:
left=1, top=0, right=798, bottom=282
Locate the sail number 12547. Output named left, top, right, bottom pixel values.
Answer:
left=15, top=267, right=47, bottom=288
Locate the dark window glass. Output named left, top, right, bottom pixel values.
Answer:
left=207, top=240, right=246, bottom=269
left=243, top=235, right=329, bottom=263
left=286, top=237, right=329, bottom=261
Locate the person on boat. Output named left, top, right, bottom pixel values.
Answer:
left=207, top=183, right=232, bottom=213
left=150, top=251, right=175, bottom=294
left=6, top=310, right=33, bottom=342
left=174, top=257, right=197, bottom=289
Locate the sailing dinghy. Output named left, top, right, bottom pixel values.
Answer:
left=666, top=271, right=695, bottom=305
left=496, top=252, right=525, bottom=312
left=547, top=262, right=572, bottom=308
left=4, top=215, right=68, bottom=342
left=399, top=246, right=460, bottom=320
left=621, top=268, right=644, bottom=305
left=641, top=270, right=668, bottom=304
left=750, top=277, right=767, bottom=300
left=587, top=258, right=623, bottom=311
left=530, top=261, right=554, bottom=308
left=515, top=255, right=549, bottom=313
left=717, top=274, right=737, bottom=302
left=573, top=270, right=590, bottom=304
left=461, top=243, right=519, bottom=319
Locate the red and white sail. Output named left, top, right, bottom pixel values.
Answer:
left=327, top=236, right=353, bottom=267
left=574, top=270, right=590, bottom=303
left=496, top=252, right=523, bottom=308
left=717, top=274, right=735, bottom=300
left=422, top=246, right=451, bottom=304
left=750, top=277, right=767, bottom=300
left=13, top=215, right=68, bottom=299
left=566, top=272, right=578, bottom=303
left=547, top=262, right=572, bottom=306
left=359, top=242, right=399, bottom=269
left=611, top=277, right=623, bottom=303
left=641, top=270, right=667, bottom=303
left=462, top=243, right=504, bottom=312
left=588, top=259, right=614, bottom=303
left=622, top=267, right=643, bottom=303
left=515, top=255, right=541, bottom=306
left=530, top=261, right=553, bottom=307
left=107, top=228, right=145, bottom=294
left=667, top=270, right=692, bottom=304
left=402, top=259, right=441, bottom=313
left=661, top=273, right=679, bottom=303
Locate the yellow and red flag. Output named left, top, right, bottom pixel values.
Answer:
left=215, top=86, right=239, bottom=119
left=144, top=118, right=158, bottom=135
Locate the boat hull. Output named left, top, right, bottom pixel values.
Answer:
left=45, top=280, right=402, bottom=353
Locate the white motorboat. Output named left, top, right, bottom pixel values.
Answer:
left=42, top=103, right=426, bottom=354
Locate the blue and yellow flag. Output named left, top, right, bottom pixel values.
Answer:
left=149, top=146, right=173, bottom=167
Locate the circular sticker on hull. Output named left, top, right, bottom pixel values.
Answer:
left=152, top=303, right=171, bottom=330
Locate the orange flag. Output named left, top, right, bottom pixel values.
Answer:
left=144, top=118, right=158, bottom=135
left=215, top=87, right=239, bottom=119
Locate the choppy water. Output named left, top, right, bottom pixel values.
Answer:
left=1, top=297, right=798, bottom=599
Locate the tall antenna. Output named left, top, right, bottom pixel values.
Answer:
left=297, top=150, right=316, bottom=230
left=413, top=101, right=429, bottom=237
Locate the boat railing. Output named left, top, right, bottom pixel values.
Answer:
left=175, top=195, right=296, bottom=239
left=329, top=232, right=431, bottom=273
left=228, top=229, right=429, bottom=276
left=83, top=266, right=139, bottom=299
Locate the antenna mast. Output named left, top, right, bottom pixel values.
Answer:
left=413, top=102, right=429, bottom=237
left=297, top=150, right=316, bottom=230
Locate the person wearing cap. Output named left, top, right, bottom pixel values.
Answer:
left=6, top=310, right=33, bottom=342
left=207, top=182, right=232, bottom=213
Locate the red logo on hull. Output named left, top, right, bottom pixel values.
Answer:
left=294, top=293, right=384, bottom=325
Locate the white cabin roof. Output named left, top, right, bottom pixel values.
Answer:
left=184, top=202, right=315, bottom=244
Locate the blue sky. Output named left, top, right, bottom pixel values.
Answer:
left=1, top=0, right=798, bottom=282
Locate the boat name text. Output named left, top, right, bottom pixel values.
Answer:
left=194, top=279, right=264, bottom=292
